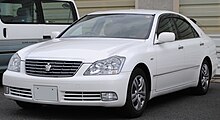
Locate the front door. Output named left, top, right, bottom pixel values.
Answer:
left=155, top=41, right=185, bottom=92
left=154, top=14, right=186, bottom=92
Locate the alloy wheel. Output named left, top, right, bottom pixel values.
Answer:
left=131, top=75, right=146, bottom=111
left=201, top=64, right=210, bottom=90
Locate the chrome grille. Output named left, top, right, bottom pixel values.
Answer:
left=63, top=91, right=101, bottom=101
left=9, top=87, right=32, bottom=98
left=25, top=59, right=82, bottom=77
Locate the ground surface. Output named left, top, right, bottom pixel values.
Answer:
left=0, top=77, right=220, bottom=120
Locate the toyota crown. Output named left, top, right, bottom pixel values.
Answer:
left=3, top=10, right=218, bottom=118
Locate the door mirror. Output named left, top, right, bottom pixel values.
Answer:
left=51, top=31, right=60, bottom=39
left=157, top=32, right=175, bottom=44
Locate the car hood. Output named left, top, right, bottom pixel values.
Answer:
left=25, top=38, right=144, bottom=63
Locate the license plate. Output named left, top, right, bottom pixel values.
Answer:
left=34, top=86, right=58, bottom=102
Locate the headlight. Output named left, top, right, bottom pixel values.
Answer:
left=7, top=53, right=21, bottom=72
left=84, top=56, right=126, bottom=75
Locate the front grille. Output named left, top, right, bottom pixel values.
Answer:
left=25, top=59, right=82, bottom=77
left=9, top=87, right=32, bottom=98
left=63, top=91, right=102, bottom=101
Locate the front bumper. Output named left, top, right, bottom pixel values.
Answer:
left=3, top=67, right=131, bottom=107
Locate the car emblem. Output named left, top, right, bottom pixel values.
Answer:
left=45, top=63, right=52, bottom=72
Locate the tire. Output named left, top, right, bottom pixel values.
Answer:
left=16, top=101, right=42, bottom=109
left=0, top=73, right=3, bottom=86
left=192, top=60, right=211, bottom=95
left=121, top=68, right=149, bottom=118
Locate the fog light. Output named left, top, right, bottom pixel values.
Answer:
left=4, top=86, right=9, bottom=94
left=101, top=92, right=118, bottom=101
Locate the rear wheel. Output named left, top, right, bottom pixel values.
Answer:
left=192, top=60, right=211, bottom=95
left=122, top=68, right=149, bottom=118
left=16, top=101, right=42, bottom=109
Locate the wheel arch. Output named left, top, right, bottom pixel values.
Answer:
left=133, top=63, right=151, bottom=99
left=203, top=56, right=212, bottom=77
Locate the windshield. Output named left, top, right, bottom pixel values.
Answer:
left=61, top=14, right=154, bottom=39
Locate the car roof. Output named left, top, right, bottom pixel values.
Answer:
left=88, top=9, right=176, bottom=16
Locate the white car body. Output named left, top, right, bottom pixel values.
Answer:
left=3, top=9, right=218, bottom=117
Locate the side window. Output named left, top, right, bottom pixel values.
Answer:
left=0, top=1, right=38, bottom=23
left=173, top=17, right=199, bottom=40
left=157, top=15, right=178, bottom=40
left=42, top=1, right=76, bottom=24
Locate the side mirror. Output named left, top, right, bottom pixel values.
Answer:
left=51, top=31, right=60, bottom=39
left=157, top=32, right=175, bottom=44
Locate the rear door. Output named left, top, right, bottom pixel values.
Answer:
left=172, top=15, right=204, bottom=83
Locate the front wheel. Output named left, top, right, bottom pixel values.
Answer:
left=121, top=68, right=149, bottom=118
left=192, top=60, right=211, bottom=95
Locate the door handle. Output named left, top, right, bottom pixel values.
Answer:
left=200, top=43, right=204, bottom=46
left=3, top=28, right=7, bottom=38
left=178, top=46, right=184, bottom=50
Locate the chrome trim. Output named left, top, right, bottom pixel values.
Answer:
left=153, top=65, right=200, bottom=77
left=25, top=59, right=82, bottom=77
left=63, top=91, right=102, bottom=101
left=9, top=86, right=32, bottom=98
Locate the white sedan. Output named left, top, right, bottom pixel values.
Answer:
left=3, top=10, right=217, bottom=118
